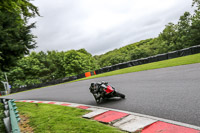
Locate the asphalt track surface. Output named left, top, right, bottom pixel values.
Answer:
left=2, top=63, right=200, bottom=127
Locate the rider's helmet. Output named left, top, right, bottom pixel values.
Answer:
left=90, top=83, right=95, bottom=92
left=101, top=81, right=108, bottom=85
left=91, top=83, right=95, bottom=87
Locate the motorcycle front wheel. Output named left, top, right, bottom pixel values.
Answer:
left=115, top=92, right=125, bottom=99
left=96, top=97, right=103, bottom=104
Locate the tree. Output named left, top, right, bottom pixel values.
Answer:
left=190, top=0, right=200, bottom=46
left=0, top=0, right=39, bottom=71
left=158, top=23, right=178, bottom=51
left=63, top=49, right=96, bottom=76
left=192, top=0, right=200, bottom=9
left=46, top=51, right=66, bottom=79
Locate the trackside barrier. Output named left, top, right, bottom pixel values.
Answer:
left=1, top=99, right=20, bottom=133
left=95, top=44, right=200, bottom=74
left=11, top=45, right=200, bottom=93
left=9, top=100, right=21, bottom=133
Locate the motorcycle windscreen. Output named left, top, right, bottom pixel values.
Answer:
left=105, top=85, right=114, bottom=94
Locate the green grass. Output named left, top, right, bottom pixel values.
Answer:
left=16, top=102, right=124, bottom=133
left=0, top=103, right=6, bottom=133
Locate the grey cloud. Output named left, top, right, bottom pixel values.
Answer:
left=31, top=0, right=194, bottom=55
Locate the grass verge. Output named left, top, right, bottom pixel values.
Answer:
left=0, top=103, right=6, bottom=133
left=16, top=102, right=124, bottom=133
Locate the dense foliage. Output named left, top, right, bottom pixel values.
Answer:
left=0, top=103, right=6, bottom=133
left=0, top=0, right=200, bottom=90
left=0, top=0, right=39, bottom=71
left=0, top=49, right=98, bottom=88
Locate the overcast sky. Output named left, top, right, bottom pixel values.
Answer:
left=31, top=0, right=194, bottom=55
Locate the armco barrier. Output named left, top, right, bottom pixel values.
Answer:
left=118, top=62, right=132, bottom=69
left=179, top=48, right=191, bottom=56
left=135, top=58, right=144, bottom=65
left=167, top=51, right=179, bottom=59
left=93, top=69, right=100, bottom=75
left=111, top=64, right=120, bottom=71
left=149, top=55, right=158, bottom=63
left=131, top=59, right=140, bottom=66
left=99, top=68, right=103, bottom=74
left=137, top=58, right=146, bottom=65
left=101, top=66, right=111, bottom=73
left=77, top=73, right=85, bottom=79
left=155, top=54, right=168, bottom=61
left=90, top=71, right=96, bottom=76
left=10, top=45, right=200, bottom=94
left=8, top=100, right=20, bottom=133
left=69, top=76, right=77, bottom=81
left=1, top=99, right=20, bottom=133
left=190, top=45, right=200, bottom=54
left=141, top=57, right=149, bottom=64
left=116, top=63, right=123, bottom=69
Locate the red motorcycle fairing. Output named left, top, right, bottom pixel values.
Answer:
left=104, top=85, right=114, bottom=94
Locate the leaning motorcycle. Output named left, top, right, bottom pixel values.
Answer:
left=89, top=81, right=125, bottom=104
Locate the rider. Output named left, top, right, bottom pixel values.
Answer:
left=90, top=81, right=108, bottom=98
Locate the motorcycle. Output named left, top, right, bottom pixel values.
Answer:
left=89, top=81, right=125, bottom=104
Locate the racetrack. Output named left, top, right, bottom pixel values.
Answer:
left=2, top=63, right=200, bottom=127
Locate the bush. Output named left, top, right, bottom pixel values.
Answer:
left=0, top=103, right=6, bottom=133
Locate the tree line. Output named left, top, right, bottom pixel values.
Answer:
left=0, top=49, right=98, bottom=89
left=0, top=0, right=200, bottom=90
